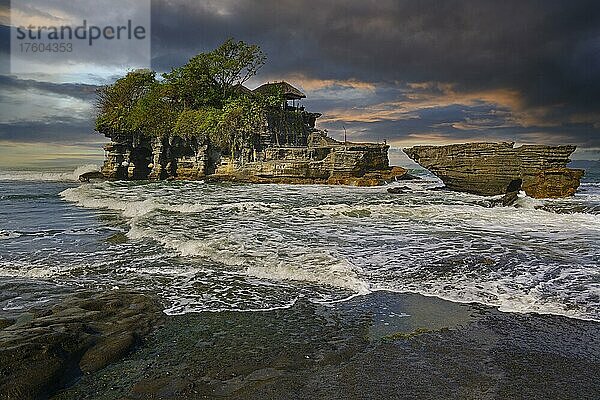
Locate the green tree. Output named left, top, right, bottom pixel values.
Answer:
left=128, top=82, right=179, bottom=138
left=95, top=39, right=277, bottom=153
left=163, top=39, right=266, bottom=108
left=95, top=69, right=155, bottom=134
left=173, top=108, right=221, bottom=140
left=161, top=57, right=220, bottom=109
left=209, top=38, right=266, bottom=99
left=215, top=96, right=266, bottom=156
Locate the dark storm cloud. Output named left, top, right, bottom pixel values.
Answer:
left=322, top=111, right=599, bottom=148
left=0, top=75, right=98, bottom=101
left=0, top=74, right=96, bottom=145
left=2, top=0, right=599, bottom=153
left=0, top=117, right=95, bottom=143
left=150, top=0, right=600, bottom=144
left=151, top=1, right=600, bottom=87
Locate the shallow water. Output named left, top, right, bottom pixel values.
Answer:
left=52, top=291, right=600, bottom=400
left=0, top=164, right=599, bottom=320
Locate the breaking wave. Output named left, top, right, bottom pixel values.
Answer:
left=0, top=230, right=21, bottom=240
left=0, top=165, right=100, bottom=182
left=50, top=178, right=600, bottom=319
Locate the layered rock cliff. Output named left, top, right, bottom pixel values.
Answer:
left=403, top=142, right=584, bottom=198
left=209, top=132, right=405, bottom=186
left=99, top=131, right=406, bottom=186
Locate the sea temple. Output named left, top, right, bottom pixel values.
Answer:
left=98, top=80, right=406, bottom=186
left=92, top=40, right=583, bottom=198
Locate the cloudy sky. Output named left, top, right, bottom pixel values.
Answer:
left=1, top=0, right=599, bottom=167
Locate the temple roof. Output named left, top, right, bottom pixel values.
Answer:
left=233, top=83, right=253, bottom=95
left=253, top=81, right=306, bottom=100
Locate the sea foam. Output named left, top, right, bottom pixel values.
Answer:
left=0, top=165, right=101, bottom=182
left=53, top=175, right=600, bottom=320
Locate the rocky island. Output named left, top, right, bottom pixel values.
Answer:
left=404, top=142, right=584, bottom=198
left=92, top=40, right=406, bottom=186
left=90, top=40, right=585, bottom=197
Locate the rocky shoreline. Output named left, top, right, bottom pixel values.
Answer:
left=0, top=291, right=164, bottom=399
left=2, top=290, right=598, bottom=399
left=87, top=138, right=587, bottom=198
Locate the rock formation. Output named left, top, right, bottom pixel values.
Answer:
left=403, top=142, right=584, bottom=198
left=97, top=82, right=407, bottom=186
left=99, top=131, right=406, bottom=186
left=207, top=132, right=406, bottom=186
left=0, top=291, right=163, bottom=399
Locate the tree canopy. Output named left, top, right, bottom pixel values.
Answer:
left=95, top=39, right=282, bottom=156
left=95, top=69, right=156, bottom=134
left=128, top=82, right=178, bottom=138
left=162, top=38, right=266, bottom=108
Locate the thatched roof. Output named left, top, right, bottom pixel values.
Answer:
left=253, top=81, right=306, bottom=100
left=233, top=83, right=253, bottom=95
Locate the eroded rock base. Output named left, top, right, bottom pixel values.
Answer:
left=403, top=142, right=584, bottom=198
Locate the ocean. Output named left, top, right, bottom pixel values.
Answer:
left=1, top=161, right=599, bottom=321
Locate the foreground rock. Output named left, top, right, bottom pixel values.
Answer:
left=0, top=291, right=164, bottom=400
left=404, top=142, right=584, bottom=198
left=78, top=171, right=105, bottom=182
left=52, top=292, right=600, bottom=400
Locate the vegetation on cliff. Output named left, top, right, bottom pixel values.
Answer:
left=95, top=39, right=284, bottom=155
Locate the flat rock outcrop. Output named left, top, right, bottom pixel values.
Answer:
left=209, top=135, right=407, bottom=186
left=403, top=142, right=584, bottom=198
left=0, top=291, right=164, bottom=400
